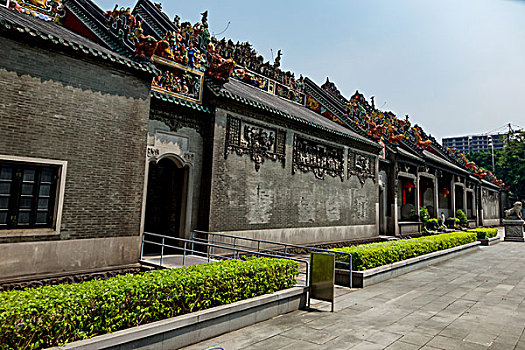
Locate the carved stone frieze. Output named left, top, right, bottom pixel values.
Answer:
left=225, top=115, right=286, bottom=171
left=216, top=103, right=379, bottom=154
left=150, top=108, right=208, bottom=138
left=348, top=150, right=376, bottom=185
left=292, top=135, right=344, bottom=181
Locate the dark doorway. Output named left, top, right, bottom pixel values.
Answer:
left=455, top=187, right=464, bottom=212
left=466, top=191, right=474, bottom=219
left=145, top=158, right=186, bottom=237
left=419, top=177, right=435, bottom=217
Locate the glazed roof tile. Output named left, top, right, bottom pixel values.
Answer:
left=64, top=0, right=131, bottom=56
left=209, top=78, right=381, bottom=148
left=0, top=6, right=158, bottom=76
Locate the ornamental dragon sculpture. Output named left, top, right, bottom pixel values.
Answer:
left=206, top=43, right=235, bottom=82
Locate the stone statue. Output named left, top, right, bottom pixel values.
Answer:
left=503, top=201, right=525, bottom=242
left=505, top=202, right=524, bottom=220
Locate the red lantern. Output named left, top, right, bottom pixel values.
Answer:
left=440, top=188, right=450, bottom=198
left=404, top=181, right=415, bottom=192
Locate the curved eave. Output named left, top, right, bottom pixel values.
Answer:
left=151, top=91, right=211, bottom=113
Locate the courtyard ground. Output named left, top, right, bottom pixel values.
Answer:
left=184, top=232, right=525, bottom=350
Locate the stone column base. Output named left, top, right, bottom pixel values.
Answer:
left=503, top=220, right=525, bottom=242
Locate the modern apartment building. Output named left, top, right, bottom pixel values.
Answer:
left=442, top=133, right=505, bottom=154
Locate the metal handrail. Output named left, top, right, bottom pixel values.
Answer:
left=140, top=232, right=310, bottom=287
left=191, top=230, right=353, bottom=288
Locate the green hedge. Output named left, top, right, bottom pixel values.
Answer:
left=333, top=232, right=477, bottom=271
left=0, top=258, right=298, bottom=350
left=467, top=228, right=498, bottom=240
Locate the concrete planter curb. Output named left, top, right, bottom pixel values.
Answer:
left=479, top=236, right=501, bottom=246
left=336, top=241, right=480, bottom=288
left=48, top=286, right=307, bottom=350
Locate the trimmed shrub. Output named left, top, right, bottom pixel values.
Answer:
left=456, top=210, right=468, bottom=227
left=420, top=207, right=430, bottom=224
left=445, top=217, right=459, bottom=229
left=468, top=228, right=498, bottom=240
left=0, top=258, right=298, bottom=350
left=333, top=232, right=477, bottom=271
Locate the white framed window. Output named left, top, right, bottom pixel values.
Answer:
left=0, top=155, right=66, bottom=233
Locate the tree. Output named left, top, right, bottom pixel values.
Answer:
left=497, top=131, right=525, bottom=201
left=465, top=150, right=498, bottom=173
left=465, top=149, right=505, bottom=181
left=465, top=131, right=525, bottom=200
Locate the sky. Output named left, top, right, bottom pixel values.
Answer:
left=96, top=0, right=525, bottom=141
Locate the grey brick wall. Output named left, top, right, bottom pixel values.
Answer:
left=0, top=37, right=151, bottom=243
left=209, top=108, right=378, bottom=235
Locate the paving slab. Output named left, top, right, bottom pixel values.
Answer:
left=183, top=240, right=525, bottom=350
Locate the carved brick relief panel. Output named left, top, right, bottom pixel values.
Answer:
left=292, top=135, right=344, bottom=181
left=348, top=150, right=376, bottom=185
left=224, top=115, right=286, bottom=171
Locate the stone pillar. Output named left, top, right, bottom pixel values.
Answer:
left=374, top=153, right=380, bottom=236
left=472, top=185, right=479, bottom=226
left=451, top=180, right=456, bottom=215
left=392, top=178, right=399, bottom=236
left=433, top=178, right=439, bottom=218
left=479, top=187, right=484, bottom=226
left=463, top=186, right=467, bottom=217
left=416, top=173, right=420, bottom=218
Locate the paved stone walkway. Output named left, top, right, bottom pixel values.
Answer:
left=184, top=237, right=525, bottom=350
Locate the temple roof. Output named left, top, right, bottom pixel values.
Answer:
left=0, top=5, right=157, bottom=76
left=208, top=78, right=381, bottom=148
left=422, top=150, right=469, bottom=175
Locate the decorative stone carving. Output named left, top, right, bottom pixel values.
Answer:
left=418, top=165, right=430, bottom=174
left=348, top=150, right=376, bottom=185
left=150, top=108, right=207, bottom=138
left=292, top=135, right=344, bottom=181
left=183, top=152, right=195, bottom=164
left=147, top=146, right=160, bottom=158
left=225, top=115, right=286, bottom=171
